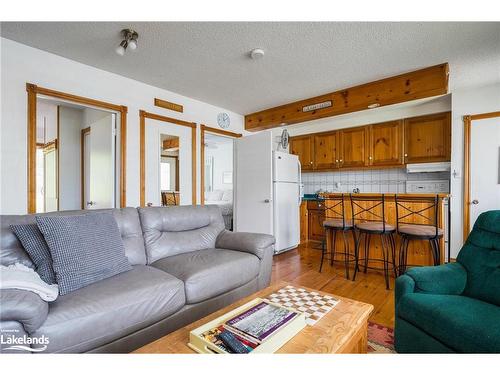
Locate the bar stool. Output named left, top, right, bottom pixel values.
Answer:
left=319, top=194, right=356, bottom=279
left=351, top=194, right=397, bottom=290
left=396, top=195, right=443, bottom=275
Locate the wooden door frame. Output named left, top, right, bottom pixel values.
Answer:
left=26, top=83, right=128, bottom=213
left=80, top=127, right=91, bottom=209
left=200, top=124, right=242, bottom=204
left=463, top=110, right=500, bottom=240
left=139, top=110, right=197, bottom=206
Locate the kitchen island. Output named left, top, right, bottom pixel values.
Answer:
left=299, top=193, right=450, bottom=268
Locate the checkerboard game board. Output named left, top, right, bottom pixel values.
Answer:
left=263, top=285, right=339, bottom=326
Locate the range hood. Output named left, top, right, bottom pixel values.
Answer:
left=406, top=162, right=451, bottom=173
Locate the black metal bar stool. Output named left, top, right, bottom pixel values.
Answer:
left=319, top=194, right=356, bottom=279
left=396, top=195, right=444, bottom=276
left=351, top=194, right=397, bottom=290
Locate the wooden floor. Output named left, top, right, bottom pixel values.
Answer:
left=272, top=242, right=395, bottom=328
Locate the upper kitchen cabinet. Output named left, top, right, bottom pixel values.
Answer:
left=313, top=132, right=338, bottom=170
left=338, top=126, right=368, bottom=168
left=368, top=120, right=404, bottom=166
left=289, top=134, right=314, bottom=170
left=404, top=112, right=451, bottom=163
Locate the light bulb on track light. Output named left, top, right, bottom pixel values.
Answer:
left=115, top=40, right=127, bottom=56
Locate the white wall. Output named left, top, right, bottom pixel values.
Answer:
left=449, top=82, right=500, bottom=258
left=0, top=38, right=245, bottom=214
left=58, top=106, right=83, bottom=210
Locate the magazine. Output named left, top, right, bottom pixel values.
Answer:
left=225, top=301, right=297, bottom=342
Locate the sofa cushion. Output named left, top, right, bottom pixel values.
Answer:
left=152, top=248, right=260, bottom=304
left=36, top=213, right=132, bottom=295
left=31, top=265, right=185, bottom=353
left=10, top=224, right=56, bottom=284
left=457, top=211, right=500, bottom=306
left=398, top=293, right=500, bottom=353
left=139, top=206, right=225, bottom=263
left=1, top=208, right=147, bottom=268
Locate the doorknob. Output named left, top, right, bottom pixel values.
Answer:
left=147, top=202, right=153, bottom=207
left=86, top=201, right=96, bottom=206
left=264, top=199, right=271, bottom=203
left=471, top=199, right=479, bottom=205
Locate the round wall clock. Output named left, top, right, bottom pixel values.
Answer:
left=217, top=112, right=230, bottom=129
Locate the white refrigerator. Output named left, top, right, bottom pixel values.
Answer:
left=234, top=131, right=301, bottom=254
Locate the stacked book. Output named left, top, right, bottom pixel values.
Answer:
left=196, top=299, right=306, bottom=354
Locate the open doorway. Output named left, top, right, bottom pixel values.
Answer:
left=203, top=132, right=235, bottom=230
left=35, top=97, right=117, bottom=213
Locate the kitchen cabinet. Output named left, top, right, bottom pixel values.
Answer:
left=338, top=126, right=368, bottom=168
left=290, top=111, right=451, bottom=172
left=307, top=200, right=325, bottom=242
left=313, top=132, right=338, bottom=170
left=289, top=135, right=314, bottom=170
left=368, top=120, right=404, bottom=166
left=299, top=201, right=308, bottom=244
left=404, top=112, right=451, bottom=163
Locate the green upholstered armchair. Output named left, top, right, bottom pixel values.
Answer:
left=395, top=210, right=500, bottom=353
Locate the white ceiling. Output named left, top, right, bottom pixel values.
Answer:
left=1, top=22, right=499, bottom=114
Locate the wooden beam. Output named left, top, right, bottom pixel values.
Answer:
left=245, top=63, right=449, bottom=131
left=162, top=138, right=180, bottom=150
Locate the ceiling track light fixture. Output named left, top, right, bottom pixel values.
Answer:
left=116, top=29, right=139, bottom=56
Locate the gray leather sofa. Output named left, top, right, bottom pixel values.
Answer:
left=0, top=205, right=275, bottom=353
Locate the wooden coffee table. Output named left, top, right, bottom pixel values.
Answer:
left=134, top=282, right=374, bottom=354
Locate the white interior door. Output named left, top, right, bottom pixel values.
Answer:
left=145, top=119, right=192, bottom=206
left=470, top=117, right=500, bottom=228
left=88, top=113, right=115, bottom=209
left=234, top=131, right=273, bottom=234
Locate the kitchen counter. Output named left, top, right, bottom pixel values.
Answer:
left=299, top=192, right=450, bottom=267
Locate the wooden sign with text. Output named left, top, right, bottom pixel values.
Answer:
left=155, top=98, right=184, bottom=113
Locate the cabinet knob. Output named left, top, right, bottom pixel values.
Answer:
left=369, top=156, right=372, bottom=160
left=335, top=159, right=339, bottom=163
left=404, top=153, right=408, bottom=157
left=310, top=161, right=313, bottom=164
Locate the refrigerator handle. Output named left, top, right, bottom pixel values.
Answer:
left=297, top=159, right=302, bottom=206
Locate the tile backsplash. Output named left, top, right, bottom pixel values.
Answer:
left=302, top=168, right=450, bottom=194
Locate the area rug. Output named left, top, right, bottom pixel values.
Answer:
left=367, top=322, right=395, bottom=353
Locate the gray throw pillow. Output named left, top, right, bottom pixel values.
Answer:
left=36, top=213, right=132, bottom=295
left=10, top=223, right=57, bottom=285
